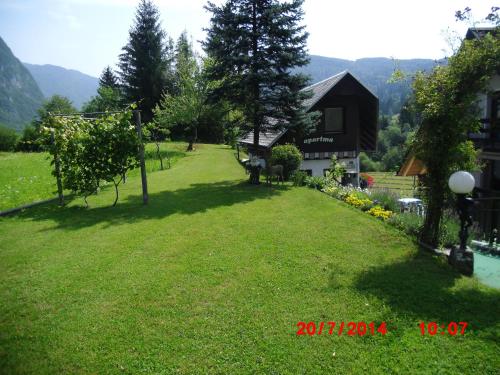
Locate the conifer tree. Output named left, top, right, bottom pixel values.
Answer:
left=203, top=0, right=316, bottom=184
left=118, top=0, right=173, bottom=122
left=99, top=66, right=119, bottom=89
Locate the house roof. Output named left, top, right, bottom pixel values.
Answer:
left=465, top=27, right=498, bottom=40
left=397, top=154, right=427, bottom=177
left=238, top=129, right=286, bottom=148
left=238, top=71, right=379, bottom=149
left=301, top=71, right=378, bottom=111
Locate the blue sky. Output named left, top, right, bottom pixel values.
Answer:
left=0, top=0, right=495, bottom=77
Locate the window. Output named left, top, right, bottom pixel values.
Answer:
left=325, top=107, right=344, bottom=133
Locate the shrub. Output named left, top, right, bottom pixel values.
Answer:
left=305, top=176, right=329, bottom=190
left=367, top=205, right=393, bottom=220
left=369, top=189, right=400, bottom=212
left=270, top=144, right=302, bottom=180
left=291, top=170, right=308, bottom=186
left=0, top=125, right=19, bottom=151
left=388, top=212, right=423, bottom=237
left=16, top=125, right=41, bottom=152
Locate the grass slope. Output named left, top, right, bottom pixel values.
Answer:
left=0, top=143, right=187, bottom=211
left=0, top=144, right=499, bottom=374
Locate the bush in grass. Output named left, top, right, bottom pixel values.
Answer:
left=270, top=144, right=302, bottom=180
left=305, top=175, right=329, bottom=190
left=0, top=125, right=19, bottom=151
left=370, top=189, right=400, bottom=212
left=388, top=212, right=423, bottom=236
left=16, top=125, right=41, bottom=152
left=291, top=170, right=308, bottom=186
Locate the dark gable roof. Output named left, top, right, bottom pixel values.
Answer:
left=465, top=27, right=498, bottom=40
left=238, top=71, right=378, bottom=149
left=239, top=129, right=286, bottom=148
left=301, top=70, right=377, bottom=111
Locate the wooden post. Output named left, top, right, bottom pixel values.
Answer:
left=134, top=111, right=148, bottom=205
left=51, top=130, right=64, bottom=206
left=237, top=143, right=240, bottom=160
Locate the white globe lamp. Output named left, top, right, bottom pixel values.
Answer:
left=448, top=171, right=475, bottom=194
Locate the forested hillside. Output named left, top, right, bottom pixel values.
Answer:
left=0, top=37, right=44, bottom=131
left=298, top=55, right=443, bottom=115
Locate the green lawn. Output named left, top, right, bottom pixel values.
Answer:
left=0, top=144, right=499, bottom=374
left=0, top=142, right=187, bottom=211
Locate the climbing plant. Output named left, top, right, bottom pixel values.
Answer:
left=42, top=109, right=140, bottom=207
left=412, top=30, right=500, bottom=247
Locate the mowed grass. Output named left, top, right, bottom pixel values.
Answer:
left=368, top=172, right=416, bottom=197
left=0, top=142, right=187, bottom=211
left=0, top=144, right=499, bottom=374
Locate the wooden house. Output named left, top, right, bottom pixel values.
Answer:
left=238, top=71, right=379, bottom=185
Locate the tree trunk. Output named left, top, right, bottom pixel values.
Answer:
left=156, top=142, right=164, bottom=170
left=249, top=0, right=261, bottom=185
left=186, top=127, right=197, bottom=152
left=420, top=174, right=445, bottom=248
left=112, top=177, right=123, bottom=207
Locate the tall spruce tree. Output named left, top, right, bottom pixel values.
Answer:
left=99, top=66, right=119, bottom=89
left=203, top=0, right=316, bottom=184
left=118, top=0, right=173, bottom=122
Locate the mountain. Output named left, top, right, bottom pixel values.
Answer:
left=0, top=37, right=44, bottom=131
left=298, top=55, right=443, bottom=115
left=24, top=63, right=99, bottom=110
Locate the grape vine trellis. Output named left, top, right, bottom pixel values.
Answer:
left=42, top=109, right=148, bottom=207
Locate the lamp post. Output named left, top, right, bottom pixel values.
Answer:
left=448, top=171, right=475, bottom=275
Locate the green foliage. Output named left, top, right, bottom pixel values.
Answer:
left=291, top=170, right=308, bottom=186
left=305, top=175, right=330, bottom=190
left=37, top=95, right=77, bottom=122
left=359, top=151, right=382, bottom=172
left=99, top=66, right=119, bottom=89
left=326, top=154, right=347, bottom=183
left=369, top=189, right=400, bottom=212
left=363, top=113, right=416, bottom=172
left=413, top=30, right=500, bottom=246
left=154, top=34, right=206, bottom=151
left=118, top=0, right=174, bottom=122
left=41, top=110, right=140, bottom=206
left=16, top=125, right=41, bottom=152
left=15, top=95, right=77, bottom=152
left=270, top=144, right=303, bottom=180
left=388, top=212, right=424, bottom=237
left=82, top=86, right=123, bottom=113
left=0, top=124, right=18, bottom=151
